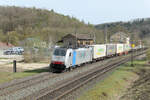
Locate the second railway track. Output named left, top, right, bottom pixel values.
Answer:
left=0, top=54, right=124, bottom=100
left=0, top=72, right=58, bottom=96
left=36, top=51, right=146, bottom=100
left=0, top=50, right=146, bottom=100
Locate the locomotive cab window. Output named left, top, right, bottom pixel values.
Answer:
left=69, top=53, right=72, bottom=56
left=54, top=49, right=66, bottom=56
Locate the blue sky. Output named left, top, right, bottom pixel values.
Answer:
left=0, top=0, right=150, bottom=24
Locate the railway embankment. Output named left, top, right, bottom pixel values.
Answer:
left=78, top=54, right=150, bottom=100
left=0, top=53, right=128, bottom=100
left=121, top=60, right=150, bottom=100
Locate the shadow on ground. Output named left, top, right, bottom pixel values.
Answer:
left=24, top=67, right=50, bottom=73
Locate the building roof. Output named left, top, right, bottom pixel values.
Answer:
left=57, top=33, right=94, bottom=43
left=63, top=33, right=93, bottom=40
left=0, top=42, right=14, bottom=49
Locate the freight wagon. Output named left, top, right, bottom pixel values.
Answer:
left=91, top=44, right=106, bottom=60
left=116, top=44, right=124, bottom=55
left=124, top=44, right=131, bottom=54
left=106, top=44, right=116, bottom=56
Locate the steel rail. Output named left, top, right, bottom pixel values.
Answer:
left=0, top=72, right=58, bottom=96
left=36, top=51, right=146, bottom=100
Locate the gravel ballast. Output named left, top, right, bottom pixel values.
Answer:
left=0, top=56, right=127, bottom=100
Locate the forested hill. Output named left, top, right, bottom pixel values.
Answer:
left=1, top=6, right=149, bottom=46
left=95, top=18, right=150, bottom=44
left=0, top=6, right=104, bottom=45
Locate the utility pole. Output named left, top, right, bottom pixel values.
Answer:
left=75, top=25, right=77, bottom=48
left=7, top=12, right=13, bottom=45
left=105, top=24, right=108, bottom=44
left=131, top=33, right=134, bottom=67
left=131, top=46, right=134, bottom=66
left=93, top=32, right=96, bottom=44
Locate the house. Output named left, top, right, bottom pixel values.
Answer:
left=110, top=32, right=129, bottom=43
left=58, top=33, right=94, bottom=47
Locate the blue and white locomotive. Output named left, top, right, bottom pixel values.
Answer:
left=50, top=47, right=92, bottom=72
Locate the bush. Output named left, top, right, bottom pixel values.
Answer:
left=23, top=47, right=51, bottom=63
left=23, top=51, right=32, bottom=63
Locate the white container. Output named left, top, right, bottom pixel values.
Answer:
left=91, top=45, right=106, bottom=59
left=124, top=44, right=131, bottom=51
left=116, top=44, right=124, bottom=54
left=106, top=44, right=116, bottom=56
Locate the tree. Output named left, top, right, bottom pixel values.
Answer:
left=6, top=31, right=19, bottom=46
left=0, top=30, right=6, bottom=42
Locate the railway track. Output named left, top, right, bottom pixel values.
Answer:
left=0, top=50, right=146, bottom=100
left=0, top=72, right=58, bottom=96
left=0, top=54, right=124, bottom=100
left=21, top=54, right=128, bottom=100
left=36, top=51, right=146, bottom=100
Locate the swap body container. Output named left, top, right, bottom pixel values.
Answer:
left=124, top=44, right=131, bottom=51
left=91, top=44, right=106, bottom=59
left=106, top=44, right=116, bottom=56
left=116, top=44, right=124, bottom=54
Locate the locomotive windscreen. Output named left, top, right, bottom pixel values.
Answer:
left=54, top=49, right=66, bottom=56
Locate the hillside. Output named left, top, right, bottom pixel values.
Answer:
left=95, top=18, right=150, bottom=44
left=1, top=6, right=149, bottom=46
left=0, top=6, right=104, bottom=46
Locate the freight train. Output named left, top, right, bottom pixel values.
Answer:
left=50, top=43, right=140, bottom=72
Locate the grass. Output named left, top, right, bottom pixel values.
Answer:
left=0, top=57, right=9, bottom=59
left=0, top=68, right=49, bottom=84
left=78, top=59, right=147, bottom=100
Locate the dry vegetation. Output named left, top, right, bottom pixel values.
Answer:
left=78, top=55, right=150, bottom=100
left=95, top=18, right=150, bottom=44
left=0, top=6, right=104, bottom=46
